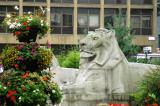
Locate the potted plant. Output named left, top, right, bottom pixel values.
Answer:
left=0, top=70, right=62, bottom=106
left=4, top=14, right=48, bottom=43
left=1, top=43, right=53, bottom=72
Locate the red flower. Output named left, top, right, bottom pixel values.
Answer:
left=43, top=76, right=48, bottom=81
left=26, top=26, right=30, bottom=30
left=153, top=103, right=158, bottom=106
left=23, top=22, right=28, bottom=26
left=22, top=72, right=30, bottom=79
left=15, top=31, right=21, bottom=36
left=10, top=96, right=16, bottom=103
left=14, top=64, right=19, bottom=68
left=7, top=90, right=17, bottom=103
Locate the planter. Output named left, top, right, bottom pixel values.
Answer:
left=18, top=27, right=39, bottom=43
left=23, top=59, right=39, bottom=72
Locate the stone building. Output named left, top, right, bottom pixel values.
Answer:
left=0, top=0, right=157, bottom=52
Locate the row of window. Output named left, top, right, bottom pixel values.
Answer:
left=0, top=0, right=153, bottom=4
left=0, top=6, right=153, bottom=35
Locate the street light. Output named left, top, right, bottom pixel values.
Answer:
left=143, top=46, right=152, bottom=63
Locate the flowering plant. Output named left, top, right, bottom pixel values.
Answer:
left=0, top=70, right=62, bottom=106
left=131, top=68, right=160, bottom=106
left=1, top=43, right=53, bottom=72
left=4, top=14, right=48, bottom=42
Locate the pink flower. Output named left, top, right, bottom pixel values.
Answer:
left=14, top=64, right=19, bottom=68
left=31, top=49, right=35, bottom=55
left=26, top=26, right=30, bottom=30
left=17, top=56, right=23, bottom=61
left=16, top=45, right=23, bottom=50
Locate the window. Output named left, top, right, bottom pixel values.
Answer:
left=131, top=0, right=152, bottom=4
left=78, top=8, right=100, bottom=34
left=23, top=0, right=34, bottom=2
left=24, top=0, right=46, bottom=2
left=35, top=0, right=46, bottom=2
left=104, top=8, right=126, bottom=28
left=0, top=16, right=6, bottom=33
left=51, top=0, right=73, bottom=3
left=0, top=6, right=6, bottom=33
left=23, top=6, right=39, bottom=15
left=142, top=16, right=151, bottom=35
left=131, top=9, right=152, bottom=35
left=78, top=0, right=99, bottom=4
left=7, top=0, right=18, bottom=1
left=0, top=6, right=19, bottom=33
left=1, top=0, right=18, bottom=1
left=51, top=8, right=73, bottom=34
left=104, top=0, right=126, bottom=4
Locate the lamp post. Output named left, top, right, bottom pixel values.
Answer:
left=143, top=47, right=151, bottom=63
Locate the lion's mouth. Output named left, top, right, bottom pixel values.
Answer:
left=80, top=50, right=96, bottom=58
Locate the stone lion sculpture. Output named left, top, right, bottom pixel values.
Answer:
left=77, top=28, right=129, bottom=94
left=52, top=28, right=156, bottom=101
left=76, top=28, right=156, bottom=95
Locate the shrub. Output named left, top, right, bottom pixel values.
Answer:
left=57, top=50, right=80, bottom=68
left=131, top=67, right=160, bottom=105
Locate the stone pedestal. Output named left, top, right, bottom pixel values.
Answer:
left=60, top=92, right=131, bottom=106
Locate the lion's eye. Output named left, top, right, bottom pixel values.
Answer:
left=92, top=37, right=99, bottom=40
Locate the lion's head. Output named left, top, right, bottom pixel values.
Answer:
left=80, top=28, right=125, bottom=66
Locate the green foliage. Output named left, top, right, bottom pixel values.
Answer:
left=57, top=50, right=80, bottom=68
left=1, top=43, right=53, bottom=72
left=128, top=57, right=160, bottom=65
left=105, top=13, right=140, bottom=57
left=1, top=46, right=19, bottom=70
left=131, top=67, right=160, bottom=105
left=137, top=58, right=148, bottom=64
left=150, top=59, right=160, bottom=65
left=0, top=70, right=62, bottom=106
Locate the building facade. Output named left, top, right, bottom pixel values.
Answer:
left=0, top=0, right=158, bottom=52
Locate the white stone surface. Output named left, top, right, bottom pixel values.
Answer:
left=50, top=28, right=157, bottom=106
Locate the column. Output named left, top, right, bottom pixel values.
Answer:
left=100, top=0, right=104, bottom=28
left=73, top=0, right=78, bottom=44
left=46, top=0, right=51, bottom=43
left=19, top=0, right=23, bottom=16
left=126, top=0, right=131, bottom=27
left=153, top=0, right=157, bottom=52
left=153, top=0, right=157, bottom=36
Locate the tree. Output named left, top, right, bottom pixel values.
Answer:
left=105, top=12, right=140, bottom=57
